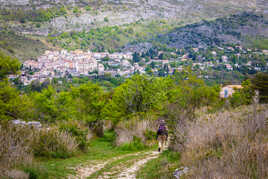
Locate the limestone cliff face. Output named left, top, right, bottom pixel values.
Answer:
left=49, top=0, right=257, bottom=32
left=257, top=0, right=268, bottom=15
left=0, top=0, right=78, bottom=9
left=0, top=0, right=258, bottom=34
left=0, top=0, right=256, bottom=11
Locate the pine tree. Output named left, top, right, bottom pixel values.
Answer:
left=252, top=73, right=268, bottom=103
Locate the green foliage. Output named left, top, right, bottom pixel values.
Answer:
left=0, top=31, right=49, bottom=62
left=48, top=20, right=175, bottom=51
left=70, top=82, right=105, bottom=122
left=144, top=130, right=157, bottom=140
left=73, top=7, right=81, bottom=14
left=133, top=52, right=141, bottom=62
left=251, top=38, right=268, bottom=50
left=117, top=136, right=147, bottom=151
left=169, top=71, right=219, bottom=116
left=0, top=51, right=20, bottom=80
left=23, top=165, right=49, bottom=179
left=0, top=7, right=67, bottom=23
left=32, top=82, right=106, bottom=125
left=230, top=92, right=245, bottom=107
left=58, top=120, right=91, bottom=151
left=104, top=75, right=169, bottom=123
left=252, top=73, right=268, bottom=103
left=0, top=82, right=35, bottom=121
left=33, top=86, right=61, bottom=122
left=230, top=79, right=254, bottom=107
left=137, top=150, right=180, bottom=179
left=85, top=6, right=91, bottom=11
left=0, top=52, right=34, bottom=121
left=104, top=17, right=109, bottom=22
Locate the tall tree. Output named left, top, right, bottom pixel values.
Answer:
left=132, top=52, right=141, bottom=63
left=252, top=73, right=268, bottom=103
left=71, top=82, right=106, bottom=136
left=104, top=75, right=169, bottom=123
left=0, top=51, right=20, bottom=80
left=0, top=51, right=33, bottom=121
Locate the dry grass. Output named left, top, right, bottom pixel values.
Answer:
left=179, top=104, right=268, bottom=179
left=32, top=127, right=78, bottom=158
left=0, top=123, right=33, bottom=177
left=0, top=122, right=79, bottom=178
left=115, top=114, right=158, bottom=146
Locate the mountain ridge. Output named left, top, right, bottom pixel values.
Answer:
left=123, top=12, right=268, bottom=52
left=0, top=0, right=257, bottom=35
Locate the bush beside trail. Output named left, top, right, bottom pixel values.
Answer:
left=0, top=122, right=83, bottom=177
left=177, top=104, right=268, bottom=178
left=0, top=123, right=33, bottom=177
left=32, top=127, right=78, bottom=159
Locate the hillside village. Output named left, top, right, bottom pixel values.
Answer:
left=10, top=45, right=268, bottom=85
left=18, top=50, right=132, bottom=85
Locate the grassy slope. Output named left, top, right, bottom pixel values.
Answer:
left=0, top=31, right=49, bottom=62
left=250, top=38, right=268, bottom=50
left=47, top=19, right=178, bottom=52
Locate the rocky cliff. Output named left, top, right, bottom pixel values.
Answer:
left=0, top=0, right=257, bottom=34
left=0, top=0, right=256, bottom=10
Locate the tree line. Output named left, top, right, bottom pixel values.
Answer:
left=1, top=51, right=268, bottom=137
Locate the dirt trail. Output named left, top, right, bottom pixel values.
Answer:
left=68, top=151, right=160, bottom=179
left=116, top=151, right=159, bottom=179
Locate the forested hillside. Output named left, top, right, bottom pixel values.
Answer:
left=124, top=12, right=268, bottom=51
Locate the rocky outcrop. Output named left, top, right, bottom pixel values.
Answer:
left=0, top=0, right=257, bottom=34
left=257, top=0, right=268, bottom=16
left=48, top=0, right=257, bottom=32
left=0, top=0, right=80, bottom=9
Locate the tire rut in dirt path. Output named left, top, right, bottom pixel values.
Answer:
left=116, top=151, right=159, bottom=179
left=68, top=151, right=153, bottom=179
left=93, top=151, right=155, bottom=179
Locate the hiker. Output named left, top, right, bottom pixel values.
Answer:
left=156, top=119, right=168, bottom=152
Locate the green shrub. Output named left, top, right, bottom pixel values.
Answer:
left=104, top=17, right=109, bottom=22
left=137, top=150, right=180, bottom=179
left=0, top=7, right=67, bottom=23
left=230, top=91, right=244, bottom=107
left=117, top=136, right=147, bottom=151
left=85, top=6, right=91, bottom=11
left=58, top=120, right=91, bottom=151
left=73, top=7, right=81, bottom=14
left=32, top=128, right=78, bottom=158
left=144, top=130, right=157, bottom=140
left=23, top=165, right=49, bottom=179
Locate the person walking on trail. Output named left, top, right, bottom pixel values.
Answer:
left=157, top=120, right=168, bottom=152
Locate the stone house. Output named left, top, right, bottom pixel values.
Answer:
left=220, top=85, right=243, bottom=98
